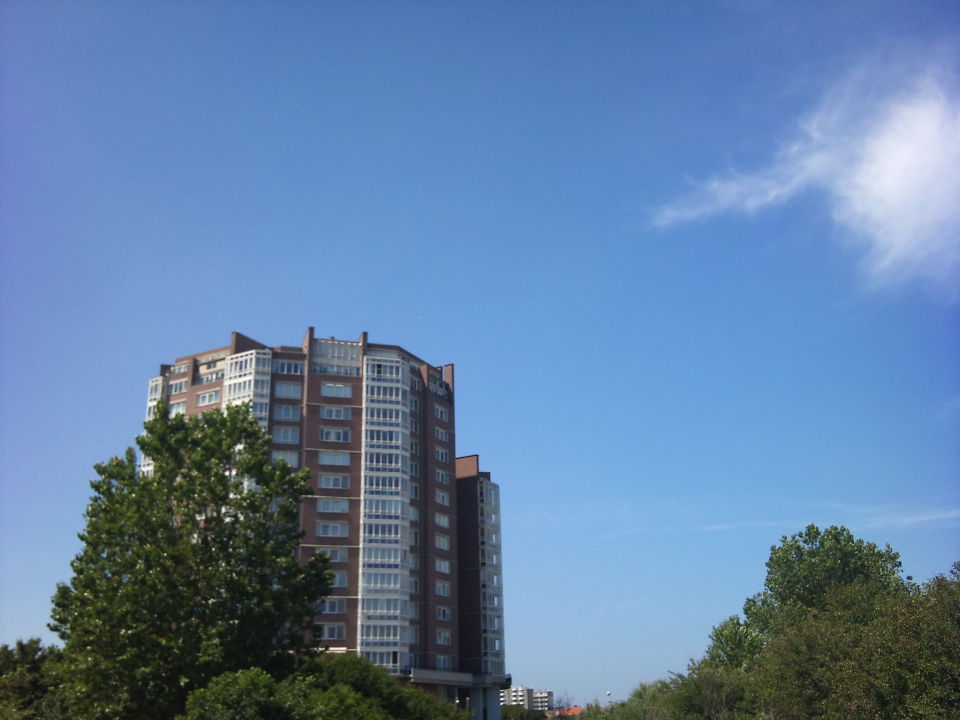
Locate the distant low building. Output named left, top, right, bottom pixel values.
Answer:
left=501, top=685, right=555, bottom=712
left=532, top=690, right=555, bottom=712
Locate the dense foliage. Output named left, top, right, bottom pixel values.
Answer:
left=0, top=639, right=62, bottom=719
left=581, top=525, right=959, bottom=720
left=178, top=653, right=468, bottom=720
left=48, top=403, right=331, bottom=720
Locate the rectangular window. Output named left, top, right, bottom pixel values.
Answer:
left=197, top=390, right=221, bottom=407
left=435, top=470, right=450, bottom=485
left=312, top=362, right=360, bottom=376
left=319, top=451, right=351, bottom=466
left=436, top=655, right=451, bottom=671
left=330, top=571, right=347, bottom=588
left=272, top=426, right=300, bottom=445
left=320, top=427, right=351, bottom=442
left=410, top=397, right=420, bottom=412
left=317, top=546, right=348, bottom=563
left=435, top=580, right=451, bottom=597
left=365, top=384, right=402, bottom=401
left=272, top=360, right=304, bottom=375
left=433, top=405, right=449, bottom=421
left=320, top=405, right=352, bottom=420
left=436, top=606, right=451, bottom=621
left=315, top=598, right=346, bottom=614
left=435, top=558, right=451, bottom=574
left=169, top=380, right=188, bottom=395
left=365, top=429, right=401, bottom=445
left=274, top=404, right=299, bottom=421
left=319, top=474, right=349, bottom=490
left=436, top=630, right=452, bottom=645
left=168, top=401, right=186, bottom=416
left=317, top=498, right=349, bottom=513
left=321, top=383, right=352, bottom=398
left=435, top=447, right=449, bottom=463
left=434, top=512, right=450, bottom=528
left=435, top=489, right=449, bottom=506
left=435, top=533, right=450, bottom=550
left=272, top=450, right=299, bottom=467
left=366, top=407, right=402, bottom=425
left=317, top=522, right=348, bottom=538
left=320, top=623, right=345, bottom=641
left=274, top=381, right=302, bottom=399
left=434, top=427, right=449, bottom=442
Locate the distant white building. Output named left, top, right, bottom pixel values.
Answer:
left=532, top=690, right=555, bottom=712
left=500, top=685, right=555, bottom=712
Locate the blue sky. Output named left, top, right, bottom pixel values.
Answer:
left=1, top=0, right=958, bottom=706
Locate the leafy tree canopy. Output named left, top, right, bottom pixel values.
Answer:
left=49, top=402, right=331, bottom=720
left=744, top=524, right=905, bottom=633
left=179, top=654, right=468, bottom=720
left=0, top=638, right=61, bottom=720
left=703, top=615, right=763, bottom=671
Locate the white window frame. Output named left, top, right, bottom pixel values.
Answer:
left=272, top=425, right=300, bottom=445
left=320, top=405, right=352, bottom=420
left=320, top=427, right=351, bottom=442
left=321, top=383, right=352, bottom=398
left=319, top=451, right=351, bottom=466
left=319, top=474, right=349, bottom=490
left=273, top=404, right=299, bottom=421
left=317, top=522, right=348, bottom=538
left=271, top=450, right=299, bottom=467
left=274, top=381, right=302, bottom=399
left=197, top=390, right=220, bottom=407
left=317, top=498, right=349, bottom=513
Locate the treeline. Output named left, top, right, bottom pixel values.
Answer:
left=582, top=525, right=960, bottom=720
left=0, top=642, right=466, bottom=720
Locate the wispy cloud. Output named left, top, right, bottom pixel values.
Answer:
left=699, top=520, right=781, bottom=533
left=654, top=52, right=960, bottom=295
left=599, top=519, right=783, bottom=540
left=599, top=505, right=960, bottom=541
left=843, top=504, right=960, bottom=530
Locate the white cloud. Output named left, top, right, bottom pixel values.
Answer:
left=654, top=55, right=960, bottom=295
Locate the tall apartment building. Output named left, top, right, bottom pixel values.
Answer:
left=144, top=329, right=506, bottom=720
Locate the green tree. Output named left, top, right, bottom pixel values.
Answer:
left=500, top=704, right=529, bottom=720
left=703, top=616, right=762, bottom=671
left=743, top=524, right=905, bottom=634
left=0, top=639, right=61, bottom=719
left=285, top=653, right=466, bottom=720
left=49, top=402, right=331, bottom=720
left=179, top=654, right=468, bottom=720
